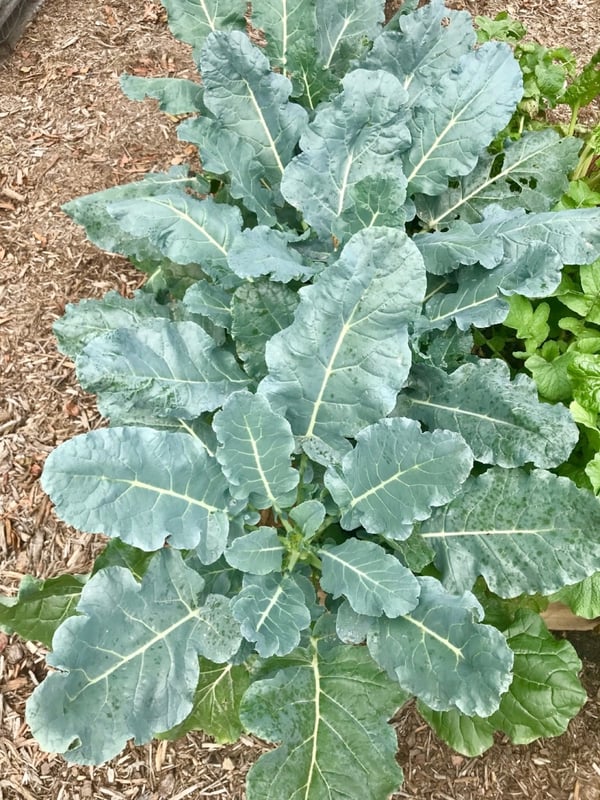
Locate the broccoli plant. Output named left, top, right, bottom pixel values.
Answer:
left=3, top=1, right=600, bottom=796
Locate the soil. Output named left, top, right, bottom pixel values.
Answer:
left=0, top=1, right=599, bottom=798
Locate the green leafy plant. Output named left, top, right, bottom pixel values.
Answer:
left=476, top=11, right=600, bottom=137
left=4, top=1, right=600, bottom=796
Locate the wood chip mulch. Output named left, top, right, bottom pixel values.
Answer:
left=1, top=0, right=599, bottom=798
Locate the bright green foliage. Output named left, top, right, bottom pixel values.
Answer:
left=158, top=658, right=250, bottom=743
left=0, top=575, right=86, bottom=648
left=420, top=611, right=587, bottom=754
left=5, top=1, right=600, bottom=797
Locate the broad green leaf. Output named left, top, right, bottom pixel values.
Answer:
left=231, top=281, right=299, bottom=380
left=182, top=280, right=232, bottom=329
left=26, top=550, right=242, bottom=764
left=53, top=290, right=170, bottom=360
left=251, top=0, right=315, bottom=73
left=417, top=705, right=494, bottom=757
left=420, top=467, right=600, bottom=597
left=562, top=48, right=600, bottom=108
left=416, top=207, right=600, bottom=275
left=241, top=631, right=406, bottom=800
left=0, top=575, right=86, bottom=648
left=62, top=167, right=208, bottom=267
left=426, top=608, right=587, bottom=755
left=158, top=659, right=250, bottom=743
left=315, top=0, right=384, bottom=73
left=41, top=427, right=231, bottom=557
left=363, top=0, right=476, bottom=108
left=232, top=573, right=311, bottom=656
left=424, top=244, right=563, bottom=330
left=553, top=572, right=600, bottom=618
left=107, top=192, right=242, bottom=286
left=335, top=599, right=374, bottom=644
left=281, top=69, right=410, bottom=241
left=120, top=74, right=206, bottom=114
left=420, top=325, right=474, bottom=372
left=200, top=31, right=307, bottom=186
left=161, top=0, right=246, bottom=46
left=569, top=353, right=600, bottom=413
left=558, top=261, right=600, bottom=324
left=91, top=540, right=154, bottom=581
left=339, top=174, right=412, bottom=237
left=417, top=130, right=581, bottom=226
left=397, top=360, right=578, bottom=468
left=225, top=528, right=285, bottom=575
left=289, top=500, right=326, bottom=539
left=260, top=227, right=426, bottom=448
left=489, top=611, right=586, bottom=743
left=214, top=390, right=299, bottom=509
left=403, top=42, right=523, bottom=196
left=325, top=417, right=473, bottom=537
left=525, top=350, right=576, bottom=404
left=319, top=540, right=420, bottom=618
left=504, top=295, right=550, bottom=352
left=227, top=226, right=314, bottom=282
left=179, top=116, right=279, bottom=225
left=76, top=319, right=248, bottom=423
left=384, top=531, right=435, bottom=572
left=367, top=577, right=514, bottom=717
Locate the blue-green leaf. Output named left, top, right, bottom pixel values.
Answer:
left=260, top=227, right=426, bottom=448
left=251, top=0, right=315, bottom=74
left=179, top=117, right=279, bottom=225
left=315, top=0, right=384, bottom=74
left=424, top=244, right=563, bottom=330
left=53, top=290, right=170, bottom=360
left=416, top=207, right=600, bottom=275
left=161, top=0, right=246, bottom=46
left=281, top=69, right=410, bottom=241
left=227, top=226, right=314, bottom=282
left=225, top=528, right=285, bottom=575
left=62, top=167, right=208, bottom=267
left=416, top=131, right=582, bottom=226
left=403, top=43, right=523, bottom=196
left=214, top=390, right=299, bottom=509
left=420, top=468, right=600, bottom=597
left=232, top=573, right=311, bottom=656
left=289, top=500, right=326, bottom=539
left=41, top=427, right=231, bottom=556
left=26, top=550, right=242, bottom=763
left=107, top=192, right=242, bottom=285
left=367, top=577, right=514, bottom=716
left=120, top=74, right=206, bottom=114
left=231, top=281, right=299, bottom=381
left=241, top=629, right=406, bottom=800
left=397, top=360, right=579, bottom=467
left=335, top=600, right=374, bottom=644
left=319, top=540, right=420, bottom=618
left=76, top=319, right=248, bottom=423
left=201, top=31, right=308, bottom=186
left=363, top=0, right=476, bottom=109
left=182, top=280, right=232, bottom=329
left=325, top=417, right=473, bottom=536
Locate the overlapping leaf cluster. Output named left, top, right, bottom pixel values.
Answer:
left=3, top=1, right=600, bottom=797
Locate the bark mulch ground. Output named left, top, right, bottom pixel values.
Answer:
left=1, top=1, right=599, bottom=798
